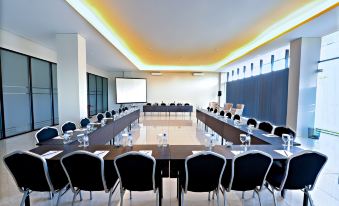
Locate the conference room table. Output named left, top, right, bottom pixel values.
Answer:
left=29, top=144, right=305, bottom=206
left=196, top=108, right=300, bottom=146
left=143, top=105, right=193, bottom=116
left=37, top=109, right=140, bottom=146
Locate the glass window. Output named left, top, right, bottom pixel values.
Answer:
left=31, top=58, right=52, bottom=129
left=52, top=64, right=58, bottom=125
left=96, top=76, right=103, bottom=113
left=1, top=50, right=32, bottom=136
left=87, top=73, right=108, bottom=116
left=88, top=74, right=97, bottom=116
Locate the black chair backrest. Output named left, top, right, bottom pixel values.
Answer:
left=3, top=151, right=53, bottom=192
left=97, top=113, right=104, bottom=122
left=61, top=121, right=76, bottom=133
left=170, top=103, right=175, bottom=106
left=185, top=152, right=226, bottom=192
left=258, top=121, right=273, bottom=133
left=80, top=118, right=90, bottom=128
left=105, top=111, right=112, bottom=118
left=227, top=151, right=272, bottom=191
left=213, top=108, right=218, bottom=113
left=35, top=127, right=58, bottom=143
left=209, top=108, right=214, bottom=112
left=247, top=118, right=257, bottom=127
left=274, top=127, right=296, bottom=137
left=282, top=151, right=327, bottom=190
left=122, top=108, right=126, bottom=112
left=61, top=151, right=107, bottom=192
left=226, top=112, right=232, bottom=119
left=220, top=111, right=225, bottom=116
left=177, top=103, right=182, bottom=106
left=153, top=103, right=159, bottom=106
left=124, top=107, right=128, bottom=111
left=146, top=103, right=151, bottom=106
left=233, top=114, right=241, bottom=120
left=207, top=107, right=210, bottom=111
left=119, top=108, right=122, bottom=113
left=161, top=103, right=166, bottom=106
left=114, top=152, right=156, bottom=191
left=184, top=103, right=190, bottom=106
left=111, top=110, right=116, bottom=115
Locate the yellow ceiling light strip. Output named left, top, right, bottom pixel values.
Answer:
left=66, top=0, right=338, bottom=71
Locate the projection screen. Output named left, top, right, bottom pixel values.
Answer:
left=116, top=78, right=147, bottom=103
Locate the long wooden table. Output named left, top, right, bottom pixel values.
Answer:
left=29, top=144, right=305, bottom=206
left=37, top=109, right=140, bottom=146
left=143, top=105, right=193, bottom=116
left=196, top=109, right=299, bottom=146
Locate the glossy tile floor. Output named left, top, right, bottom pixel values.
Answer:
left=1, top=113, right=339, bottom=206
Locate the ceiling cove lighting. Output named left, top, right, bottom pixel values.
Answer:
left=66, top=0, right=338, bottom=71
left=151, top=72, right=163, bottom=76
left=192, top=72, right=204, bottom=76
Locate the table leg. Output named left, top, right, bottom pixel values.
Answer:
left=25, top=194, right=30, bottom=206
left=303, top=192, right=309, bottom=206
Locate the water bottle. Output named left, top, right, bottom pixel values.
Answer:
left=162, top=130, right=168, bottom=147
left=127, top=133, right=133, bottom=147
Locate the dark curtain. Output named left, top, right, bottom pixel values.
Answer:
left=226, top=69, right=289, bottom=125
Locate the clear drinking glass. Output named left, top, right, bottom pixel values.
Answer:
left=83, top=135, right=89, bottom=147
left=63, top=133, right=70, bottom=144
left=282, top=134, right=290, bottom=146
left=240, top=134, right=247, bottom=146
left=77, top=134, right=84, bottom=147
left=127, top=133, right=133, bottom=147
left=247, top=124, right=254, bottom=134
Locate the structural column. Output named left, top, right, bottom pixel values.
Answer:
left=56, top=34, right=87, bottom=124
left=286, top=37, right=321, bottom=138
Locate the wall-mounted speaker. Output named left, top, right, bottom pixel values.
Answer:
left=218, top=91, right=222, bottom=96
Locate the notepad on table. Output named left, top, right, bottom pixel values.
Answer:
left=94, top=150, right=109, bottom=158
left=274, top=150, right=293, bottom=157
left=231, top=151, right=242, bottom=156
left=262, top=134, right=278, bottom=137
left=42, top=151, right=63, bottom=159
left=192, top=151, right=202, bottom=154
left=139, top=150, right=152, bottom=156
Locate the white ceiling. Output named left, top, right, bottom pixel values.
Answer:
left=0, top=0, right=338, bottom=72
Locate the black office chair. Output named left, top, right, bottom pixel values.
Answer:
left=209, top=108, right=214, bottom=112
left=258, top=121, right=274, bottom=133
left=146, top=103, right=152, bottom=106
left=226, top=112, right=232, bottom=119
left=124, top=107, right=128, bottom=111
left=233, top=114, right=241, bottom=121
left=219, top=111, right=225, bottom=116
left=213, top=108, right=218, bottom=113
left=247, top=118, right=258, bottom=128
left=184, top=103, right=190, bottom=106
left=35, top=127, right=59, bottom=143
left=161, top=102, right=166, bottom=106
left=61, top=121, right=76, bottom=134
left=177, top=103, right=182, bottom=106
left=97, top=113, right=104, bottom=122
left=105, top=111, right=112, bottom=118
left=170, top=103, right=175, bottom=106
left=273, top=126, right=296, bottom=137
left=266, top=151, right=327, bottom=206
left=3, top=151, right=69, bottom=206
left=153, top=103, right=159, bottom=106
left=114, top=151, right=159, bottom=206
left=207, top=107, right=210, bottom=111
left=61, top=151, right=119, bottom=206
left=80, top=118, right=90, bottom=128
left=122, top=108, right=126, bottom=112
left=111, top=110, right=116, bottom=116
left=119, top=108, right=122, bottom=114
left=222, top=150, right=273, bottom=206
left=181, top=151, right=226, bottom=206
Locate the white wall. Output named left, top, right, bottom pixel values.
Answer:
left=0, top=29, right=57, bottom=62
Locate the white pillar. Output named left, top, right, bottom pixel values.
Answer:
left=56, top=34, right=87, bottom=125
left=286, top=37, right=321, bottom=138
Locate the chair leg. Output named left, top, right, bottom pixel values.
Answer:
left=56, top=190, right=62, bottom=206
left=120, top=189, right=125, bottom=206
left=71, top=191, right=77, bottom=206
left=181, top=189, right=184, bottom=206
left=90, top=191, right=93, bottom=200
left=305, top=189, right=314, bottom=206
left=130, top=191, right=132, bottom=199
left=272, top=188, right=277, bottom=206
left=212, top=190, right=215, bottom=199
left=79, top=190, right=82, bottom=201
left=223, top=189, right=227, bottom=206
left=20, top=190, right=29, bottom=206
left=108, top=189, right=114, bottom=206
left=255, top=189, right=262, bottom=206
left=156, top=188, right=159, bottom=206
left=208, top=191, right=211, bottom=201
left=216, top=189, right=220, bottom=206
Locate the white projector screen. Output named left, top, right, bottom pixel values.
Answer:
left=116, top=78, right=147, bottom=103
